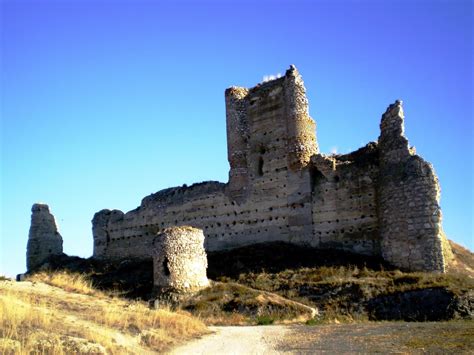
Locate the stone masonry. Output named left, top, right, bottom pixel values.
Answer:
left=153, top=226, right=209, bottom=293
left=377, top=101, right=453, bottom=271
left=27, top=203, right=63, bottom=271
left=91, top=65, right=452, bottom=272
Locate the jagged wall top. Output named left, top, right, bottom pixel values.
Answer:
left=378, top=100, right=414, bottom=163
left=225, top=65, right=318, bottom=201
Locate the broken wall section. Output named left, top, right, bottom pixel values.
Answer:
left=377, top=101, right=452, bottom=272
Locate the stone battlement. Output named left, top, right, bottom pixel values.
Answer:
left=90, top=66, right=452, bottom=272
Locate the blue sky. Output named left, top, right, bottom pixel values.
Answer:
left=1, top=0, right=472, bottom=277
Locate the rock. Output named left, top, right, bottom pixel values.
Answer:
left=26, top=203, right=63, bottom=271
left=366, top=287, right=473, bottom=321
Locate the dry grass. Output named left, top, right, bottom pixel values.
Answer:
left=181, top=282, right=315, bottom=325
left=232, top=264, right=474, bottom=322
left=27, top=271, right=98, bottom=296
left=448, top=240, right=474, bottom=276
left=0, top=291, right=111, bottom=354
left=237, top=264, right=474, bottom=295
left=0, top=272, right=207, bottom=354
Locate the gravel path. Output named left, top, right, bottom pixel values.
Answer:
left=169, top=325, right=293, bottom=355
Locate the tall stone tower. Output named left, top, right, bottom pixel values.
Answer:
left=225, top=65, right=318, bottom=244
left=226, top=65, right=318, bottom=201
left=27, top=203, right=63, bottom=271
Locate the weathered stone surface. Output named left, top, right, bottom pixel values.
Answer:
left=27, top=203, right=63, bottom=271
left=153, top=226, right=209, bottom=293
left=377, top=100, right=453, bottom=272
left=91, top=66, right=452, bottom=273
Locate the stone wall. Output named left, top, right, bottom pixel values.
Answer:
left=310, top=144, right=381, bottom=255
left=153, top=226, right=209, bottom=293
left=27, top=203, right=63, bottom=271
left=91, top=66, right=452, bottom=272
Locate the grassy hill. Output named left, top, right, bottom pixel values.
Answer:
left=209, top=241, right=473, bottom=322
left=28, top=240, right=473, bottom=325
left=0, top=274, right=207, bottom=354
left=3, top=240, right=473, bottom=352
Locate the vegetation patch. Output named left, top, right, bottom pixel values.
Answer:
left=30, top=241, right=473, bottom=324
left=181, top=282, right=315, bottom=325
left=233, top=266, right=473, bottom=321
left=27, top=271, right=98, bottom=296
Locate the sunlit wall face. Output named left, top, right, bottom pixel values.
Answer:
left=1, top=0, right=472, bottom=277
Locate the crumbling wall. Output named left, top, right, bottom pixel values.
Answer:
left=153, top=226, right=209, bottom=293
left=27, top=203, right=63, bottom=271
left=377, top=101, right=452, bottom=272
left=310, top=144, right=381, bottom=255
left=92, top=209, right=125, bottom=258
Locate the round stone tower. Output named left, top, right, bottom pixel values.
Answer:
left=153, top=226, right=209, bottom=293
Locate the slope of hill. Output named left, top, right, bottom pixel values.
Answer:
left=24, top=240, right=473, bottom=325
left=448, top=240, right=474, bottom=275
left=0, top=276, right=207, bottom=354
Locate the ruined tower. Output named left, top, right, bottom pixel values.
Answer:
left=377, top=101, right=453, bottom=272
left=27, top=203, right=63, bottom=271
left=153, top=226, right=209, bottom=293
left=226, top=65, right=318, bottom=200
left=225, top=65, right=319, bottom=244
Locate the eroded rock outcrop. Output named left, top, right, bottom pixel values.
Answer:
left=27, top=203, right=63, bottom=271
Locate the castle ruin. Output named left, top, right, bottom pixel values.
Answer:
left=92, top=65, right=452, bottom=272
left=27, top=203, right=63, bottom=270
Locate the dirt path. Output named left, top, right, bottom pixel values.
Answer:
left=169, top=325, right=293, bottom=355
left=170, top=322, right=474, bottom=354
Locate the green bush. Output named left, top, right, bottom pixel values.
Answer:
left=256, top=315, right=274, bottom=325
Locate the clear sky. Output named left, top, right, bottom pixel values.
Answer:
left=1, top=0, right=472, bottom=277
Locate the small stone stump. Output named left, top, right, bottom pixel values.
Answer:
left=153, top=226, right=209, bottom=295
